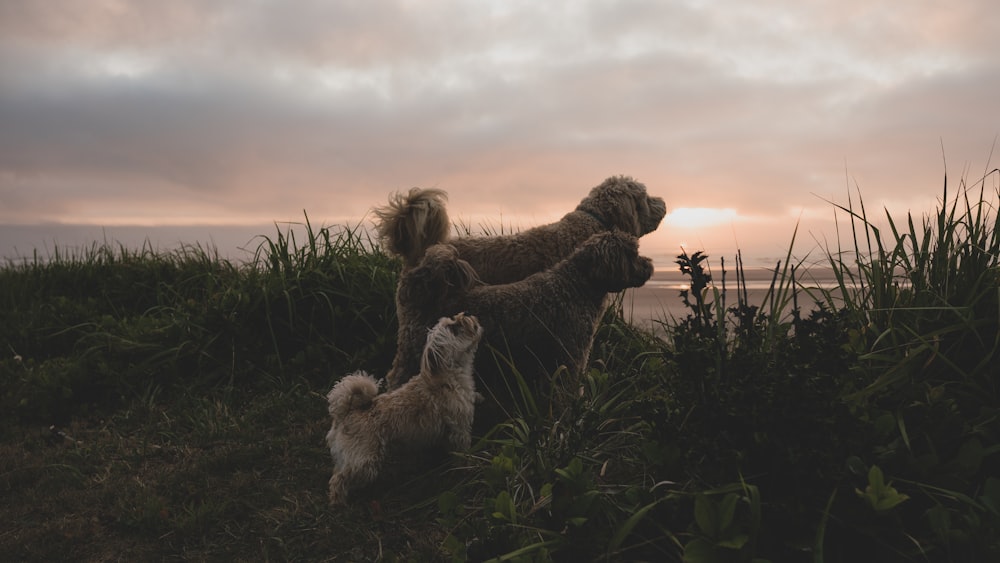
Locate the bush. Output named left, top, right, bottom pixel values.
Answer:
left=0, top=216, right=399, bottom=425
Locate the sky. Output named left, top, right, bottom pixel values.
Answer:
left=1, top=0, right=999, bottom=268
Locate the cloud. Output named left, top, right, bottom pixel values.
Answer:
left=1, top=0, right=997, bottom=259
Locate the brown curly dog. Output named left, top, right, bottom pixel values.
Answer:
left=373, top=175, right=666, bottom=283
left=386, top=231, right=654, bottom=408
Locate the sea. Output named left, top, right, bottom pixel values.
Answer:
left=623, top=266, right=850, bottom=329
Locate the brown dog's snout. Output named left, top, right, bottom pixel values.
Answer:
left=634, top=256, right=655, bottom=284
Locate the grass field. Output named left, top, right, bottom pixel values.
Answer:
left=3, top=173, right=999, bottom=562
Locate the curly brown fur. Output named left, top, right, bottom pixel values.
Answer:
left=386, top=232, right=654, bottom=402
left=387, top=244, right=480, bottom=393
left=373, top=175, right=666, bottom=283
left=325, top=313, right=482, bottom=505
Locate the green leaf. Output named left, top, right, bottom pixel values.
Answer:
left=896, top=412, right=912, bottom=452
left=540, top=482, right=553, bottom=499
left=694, top=495, right=718, bottom=538
left=492, top=491, right=517, bottom=524
left=683, top=538, right=721, bottom=563
left=608, top=499, right=661, bottom=552
left=717, top=533, right=749, bottom=549
left=857, top=465, right=909, bottom=513
left=718, top=493, right=739, bottom=533
left=554, top=457, right=585, bottom=484
left=814, top=488, right=837, bottom=563
left=867, top=465, right=886, bottom=492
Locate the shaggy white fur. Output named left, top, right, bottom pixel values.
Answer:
left=324, top=313, right=482, bottom=505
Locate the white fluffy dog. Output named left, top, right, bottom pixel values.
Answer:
left=324, top=313, right=483, bottom=505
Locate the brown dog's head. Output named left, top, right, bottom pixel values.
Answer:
left=574, top=231, right=655, bottom=293
left=577, top=175, right=667, bottom=237
left=397, top=243, right=479, bottom=313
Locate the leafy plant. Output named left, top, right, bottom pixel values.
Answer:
left=855, top=465, right=909, bottom=514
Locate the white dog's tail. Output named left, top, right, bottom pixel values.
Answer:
left=326, top=372, right=379, bottom=420
left=373, top=187, right=450, bottom=268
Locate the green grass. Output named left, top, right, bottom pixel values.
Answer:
left=3, top=170, right=1000, bottom=562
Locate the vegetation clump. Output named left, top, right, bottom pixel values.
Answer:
left=2, top=171, right=999, bottom=561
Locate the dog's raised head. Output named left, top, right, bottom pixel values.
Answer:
left=421, top=313, right=483, bottom=378
left=577, top=176, right=667, bottom=237
left=397, top=243, right=479, bottom=313
left=373, top=187, right=451, bottom=268
left=575, top=231, right=655, bottom=293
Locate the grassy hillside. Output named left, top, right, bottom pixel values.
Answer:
left=2, top=174, right=999, bottom=561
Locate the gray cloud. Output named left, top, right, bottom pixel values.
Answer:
left=1, top=0, right=997, bottom=267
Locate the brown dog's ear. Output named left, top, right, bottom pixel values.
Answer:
left=578, top=176, right=645, bottom=236
left=423, top=244, right=478, bottom=295
left=446, top=256, right=479, bottom=295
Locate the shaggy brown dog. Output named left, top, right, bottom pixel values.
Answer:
left=385, top=232, right=654, bottom=403
left=373, top=175, right=666, bottom=282
left=325, top=313, right=482, bottom=505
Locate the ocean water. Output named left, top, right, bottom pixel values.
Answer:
left=623, top=267, right=849, bottom=327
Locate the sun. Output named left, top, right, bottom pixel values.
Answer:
left=665, top=207, right=739, bottom=229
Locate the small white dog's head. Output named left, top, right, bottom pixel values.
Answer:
left=422, top=312, right=483, bottom=378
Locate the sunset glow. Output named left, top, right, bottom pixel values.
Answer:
left=665, top=208, right=740, bottom=229
left=1, top=1, right=996, bottom=265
